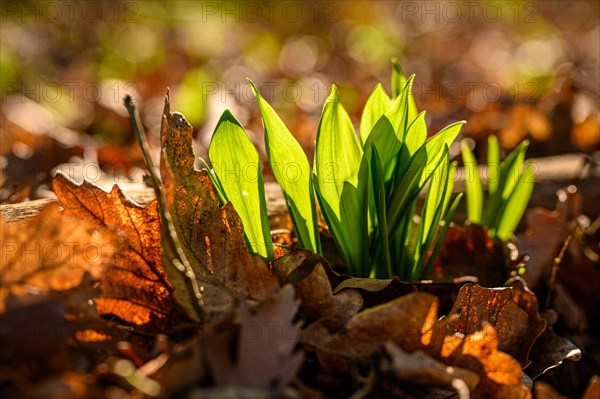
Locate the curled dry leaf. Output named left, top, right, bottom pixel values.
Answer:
left=159, top=94, right=279, bottom=302
left=525, top=326, right=582, bottom=380
left=204, top=285, right=303, bottom=394
left=302, top=291, right=531, bottom=398
left=273, top=247, right=416, bottom=329
left=0, top=203, right=108, bottom=312
left=332, top=275, right=416, bottom=308
left=433, top=322, right=530, bottom=398
left=383, top=342, right=479, bottom=398
left=52, top=173, right=189, bottom=330
left=445, top=283, right=547, bottom=367
left=302, top=292, right=439, bottom=372
left=272, top=248, right=363, bottom=330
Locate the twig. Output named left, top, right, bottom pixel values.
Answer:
left=123, top=95, right=205, bottom=321
left=545, top=234, right=572, bottom=310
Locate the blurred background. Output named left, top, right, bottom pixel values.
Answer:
left=1, top=0, right=599, bottom=202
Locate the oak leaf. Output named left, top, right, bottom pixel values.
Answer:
left=52, top=173, right=187, bottom=329
left=444, top=283, right=546, bottom=367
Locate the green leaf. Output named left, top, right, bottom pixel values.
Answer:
left=314, top=85, right=369, bottom=276
left=391, top=57, right=418, bottom=122
left=418, top=121, right=465, bottom=187
left=444, top=161, right=458, bottom=215
left=386, top=143, right=436, bottom=235
left=248, top=80, right=321, bottom=254
left=199, top=157, right=227, bottom=205
left=360, top=83, right=391, bottom=145
left=314, top=164, right=369, bottom=277
left=421, top=193, right=463, bottom=279
left=460, top=140, right=483, bottom=224
left=495, top=161, right=535, bottom=241
left=369, top=147, right=392, bottom=279
left=420, top=148, right=450, bottom=246
left=405, top=111, right=427, bottom=156
left=314, top=85, right=363, bottom=204
left=487, top=135, right=500, bottom=196
left=208, top=109, right=273, bottom=260
left=484, top=140, right=529, bottom=233
left=412, top=147, right=450, bottom=279
left=363, top=75, right=414, bottom=185
left=500, top=140, right=528, bottom=200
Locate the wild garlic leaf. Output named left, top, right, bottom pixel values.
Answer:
left=404, top=111, right=427, bottom=156
left=484, top=140, right=529, bottom=231
left=209, top=109, right=273, bottom=260
left=461, top=140, right=483, bottom=224
left=369, top=146, right=392, bottom=279
left=364, top=76, right=414, bottom=185
left=487, top=135, right=501, bottom=196
left=359, top=84, right=391, bottom=145
left=391, top=57, right=418, bottom=122
left=249, top=80, right=321, bottom=254
left=495, top=161, right=535, bottom=241
left=418, top=121, right=465, bottom=187
left=314, top=85, right=363, bottom=211
left=314, top=85, right=369, bottom=276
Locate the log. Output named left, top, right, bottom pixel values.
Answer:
left=1, top=152, right=599, bottom=225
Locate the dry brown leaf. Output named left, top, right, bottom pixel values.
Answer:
left=437, top=224, right=511, bottom=287
left=582, top=375, right=600, bottom=399
left=431, top=322, right=530, bottom=398
left=517, top=185, right=581, bottom=288
left=302, top=292, right=440, bottom=373
left=525, top=326, right=582, bottom=380
left=444, top=283, right=546, bottom=367
left=159, top=94, right=279, bottom=301
left=52, top=173, right=187, bottom=329
left=204, top=285, right=303, bottom=394
left=332, top=275, right=416, bottom=308
left=0, top=203, right=109, bottom=312
left=383, top=342, right=479, bottom=397
left=272, top=248, right=363, bottom=330
left=534, top=381, right=569, bottom=399
left=302, top=290, right=531, bottom=398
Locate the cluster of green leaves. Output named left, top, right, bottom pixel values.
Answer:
left=203, top=59, right=464, bottom=281
left=461, top=135, right=535, bottom=241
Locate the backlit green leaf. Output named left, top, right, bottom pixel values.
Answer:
left=369, top=147, right=392, bottom=279
left=314, top=85, right=368, bottom=276
left=487, top=135, right=500, bottom=196
left=484, top=140, right=529, bottom=232
left=249, top=80, right=321, bottom=254
left=496, top=161, right=535, bottom=241
left=209, top=109, right=273, bottom=260
left=391, top=57, right=418, bottom=122
left=418, top=121, right=465, bottom=187
left=405, top=111, right=427, bottom=156
left=360, top=83, right=391, bottom=145
left=363, top=76, right=414, bottom=185
left=421, top=193, right=463, bottom=279
left=460, top=140, right=483, bottom=224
